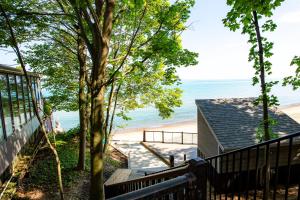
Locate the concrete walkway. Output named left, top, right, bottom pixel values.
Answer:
left=143, top=142, right=197, bottom=165
left=111, top=141, right=168, bottom=173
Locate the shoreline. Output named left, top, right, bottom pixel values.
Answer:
left=112, top=103, right=300, bottom=142
left=279, top=102, right=300, bottom=109
left=112, top=119, right=197, bottom=142
left=54, top=101, right=300, bottom=133
left=113, top=119, right=197, bottom=134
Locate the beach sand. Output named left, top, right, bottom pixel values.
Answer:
left=112, top=119, right=197, bottom=142
left=112, top=103, right=300, bottom=142
left=280, top=103, right=300, bottom=123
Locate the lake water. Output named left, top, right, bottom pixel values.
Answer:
left=53, top=79, right=300, bottom=130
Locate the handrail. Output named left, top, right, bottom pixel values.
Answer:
left=105, top=131, right=300, bottom=199
left=206, top=131, right=300, bottom=160
left=105, top=162, right=189, bottom=187
left=105, top=162, right=190, bottom=198
left=143, top=130, right=197, bottom=144
left=204, top=130, right=300, bottom=199
left=145, top=161, right=189, bottom=176
left=107, top=173, right=196, bottom=200
left=145, top=130, right=197, bottom=134
left=105, top=158, right=207, bottom=199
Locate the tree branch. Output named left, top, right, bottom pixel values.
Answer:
left=43, top=35, right=77, bottom=56
left=103, top=4, right=147, bottom=86
left=15, top=10, right=70, bottom=16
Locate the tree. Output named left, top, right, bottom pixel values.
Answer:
left=25, top=30, right=90, bottom=171
left=55, top=0, right=197, bottom=198
left=223, top=0, right=283, bottom=142
left=283, top=56, right=300, bottom=89
left=102, top=0, right=198, bottom=150
left=0, top=3, right=65, bottom=199
left=10, top=0, right=92, bottom=171
left=223, top=0, right=283, bottom=198
left=2, top=0, right=197, bottom=198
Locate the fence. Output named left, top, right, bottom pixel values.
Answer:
left=107, top=131, right=300, bottom=200
left=105, top=158, right=207, bottom=199
left=143, top=130, right=197, bottom=145
left=108, top=173, right=197, bottom=200
left=205, top=131, right=300, bottom=200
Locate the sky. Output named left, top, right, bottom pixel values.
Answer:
left=1, top=0, right=300, bottom=80
left=178, top=0, right=300, bottom=80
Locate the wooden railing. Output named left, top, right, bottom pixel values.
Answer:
left=143, top=130, right=197, bottom=145
left=105, top=158, right=207, bottom=199
left=107, top=132, right=300, bottom=200
left=205, top=131, right=300, bottom=200
left=107, top=173, right=197, bottom=200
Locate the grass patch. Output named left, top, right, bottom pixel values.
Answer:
left=18, top=125, right=123, bottom=197
left=25, top=126, right=89, bottom=189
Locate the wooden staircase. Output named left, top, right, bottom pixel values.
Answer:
left=104, top=158, right=207, bottom=199
left=104, top=169, right=143, bottom=186
left=105, top=131, right=300, bottom=200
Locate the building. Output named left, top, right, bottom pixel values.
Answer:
left=195, top=98, right=300, bottom=158
left=0, top=64, right=44, bottom=177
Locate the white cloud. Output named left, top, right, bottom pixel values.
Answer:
left=278, top=11, right=300, bottom=24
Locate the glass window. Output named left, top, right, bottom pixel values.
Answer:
left=36, top=78, right=43, bottom=111
left=0, top=113, right=4, bottom=141
left=34, top=78, right=40, bottom=109
left=30, top=77, right=37, bottom=116
left=16, top=76, right=26, bottom=125
left=9, top=75, right=21, bottom=130
left=23, top=77, right=32, bottom=120
left=0, top=74, right=13, bottom=137
left=28, top=78, right=35, bottom=116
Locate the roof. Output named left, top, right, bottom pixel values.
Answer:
left=195, top=98, right=300, bottom=151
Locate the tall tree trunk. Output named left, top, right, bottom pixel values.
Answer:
left=77, top=28, right=88, bottom=170
left=103, top=82, right=121, bottom=153
left=89, top=1, right=115, bottom=199
left=0, top=4, right=64, bottom=199
left=86, top=86, right=91, bottom=131
left=253, top=11, right=270, bottom=141
left=90, top=84, right=106, bottom=200
left=253, top=11, right=270, bottom=200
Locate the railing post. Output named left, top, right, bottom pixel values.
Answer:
left=143, top=130, right=146, bottom=142
left=162, top=131, right=164, bottom=143
left=169, top=155, right=174, bottom=167
left=182, top=131, right=184, bottom=144
left=188, top=158, right=207, bottom=200
left=197, top=148, right=201, bottom=157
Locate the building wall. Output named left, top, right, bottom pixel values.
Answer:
left=0, top=116, right=40, bottom=175
left=197, top=107, right=220, bottom=158
left=0, top=66, right=43, bottom=176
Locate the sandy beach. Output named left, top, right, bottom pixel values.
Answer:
left=280, top=103, right=300, bottom=123
left=112, top=103, right=300, bottom=142
left=112, top=119, right=197, bottom=142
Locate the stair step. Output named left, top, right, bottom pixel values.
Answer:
left=105, top=169, right=143, bottom=186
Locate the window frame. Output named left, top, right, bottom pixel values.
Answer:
left=5, top=74, right=15, bottom=134
left=0, top=91, right=7, bottom=141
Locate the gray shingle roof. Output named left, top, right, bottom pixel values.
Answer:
left=195, top=98, right=300, bottom=151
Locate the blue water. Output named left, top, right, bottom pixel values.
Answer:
left=53, top=80, right=300, bottom=130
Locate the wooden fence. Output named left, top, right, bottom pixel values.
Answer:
left=143, top=130, right=197, bottom=145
